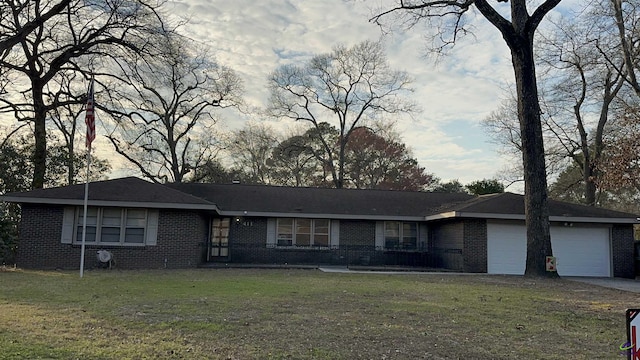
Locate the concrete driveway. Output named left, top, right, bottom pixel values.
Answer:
left=567, top=277, right=640, bottom=293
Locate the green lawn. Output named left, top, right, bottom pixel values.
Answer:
left=0, top=268, right=635, bottom=359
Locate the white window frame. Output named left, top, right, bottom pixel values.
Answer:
left=74, top=207, right=149, bottom=246
left=384, top=221, right=418, bottom=250
left=276, top=218, right=331, bottom=248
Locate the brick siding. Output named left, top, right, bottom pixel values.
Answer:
left=462, top=219, right=488, bottom=273
left=612, top=224, right=635, bottom=278
left=16, top=205, right=207, bottom=270
left=225, top=218, right=430, bottom=266
left=16, top=204, right=633, bottom=275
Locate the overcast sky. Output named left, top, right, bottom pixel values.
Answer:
left=159, top=0, right=581, bottom=189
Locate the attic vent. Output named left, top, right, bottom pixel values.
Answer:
left=232, top=180, right=241, bottom=184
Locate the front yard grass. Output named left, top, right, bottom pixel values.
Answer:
left=0, top=268, right=636, bottom=359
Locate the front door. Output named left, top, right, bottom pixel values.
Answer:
left=209, top=218, right=230, bottom=261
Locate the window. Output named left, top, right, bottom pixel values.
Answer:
left=75, top=207, right=149, bottom=246
left=277, top=218, right=294, bottom=246
left=276, top=218, right=330, bottom=248
left=384, top=221, right=417, bottom=250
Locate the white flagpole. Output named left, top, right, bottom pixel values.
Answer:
left=80, top=147, right=91, bottom=278
left=80, top=75, right=95, bottom=278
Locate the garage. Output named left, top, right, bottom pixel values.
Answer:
left=487, top=222, right=611, bottom=277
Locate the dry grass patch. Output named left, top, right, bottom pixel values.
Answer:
left=0, top=269, right=635, bottom=359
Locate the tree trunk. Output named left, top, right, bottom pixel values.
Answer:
left=510, top=36, right=555, bottom=277
left=67, top=142, right=75, bottom=186
left=32, top=86, right=47, bottom=189
left=584, top=166, right=597, bottom=206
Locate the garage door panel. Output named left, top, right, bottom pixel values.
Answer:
left=487, top=224, right=526, bottom=275
left=487, top=223, right=611, bottom=277
left=550, top=227, right=611, bottom=277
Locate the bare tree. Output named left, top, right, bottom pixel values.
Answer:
left=597, top=104, right=640, bottom=191
left=46, top=70, right=86, bottom=185
left=224, top=122, right=280, bottom=185
left=268, top=40, right=415, bottom=189
left=0, top=0, right=168, bottom=188
left=270, top=128, right=326, bottom=187
left=537, top=14, right=626, bottom=206
left=484, top=5, right=630, bottom=207
left=371, top=1, right=561, bottom=276
left=343, top=127, right=436, bottom=191
left=0, top=0, right=72, bottom=60
left=609, top=0, right=640, bottom=96
left=105, top=33, right=243, bottom=183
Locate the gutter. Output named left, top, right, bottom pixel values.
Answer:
left=425, top=211, right=639, bottom=224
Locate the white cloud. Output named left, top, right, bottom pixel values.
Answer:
left=159, top=0, right=555, bottom=185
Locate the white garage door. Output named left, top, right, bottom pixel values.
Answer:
left=487, top=223, right=611, bottom=277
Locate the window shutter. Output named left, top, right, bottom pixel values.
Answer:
left=266, top=218, right=276, bottom=247
left=330, top=220, right=340, bottom=249
left=61, top=207, right=75, bottom=244
left=145, top=210, right=159, bottom=246
left=375, top=221, right=384, bottom=250
left=419, top=223, right=428, bottom=251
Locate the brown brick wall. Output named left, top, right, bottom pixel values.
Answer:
left=16, top=204, right=75, bottom=269
left=429, top=220, right=464, bottom=270
left=431, top=221, right=464, bottom=249
left=462, top=219, right=488, bottom=273
left=15, top=205, right=207, bottom=270
left=226, top=218, right=432, bottom=266
left=612, top=224, right=635, bottom=278
left=228, top=218, right=380, bottom=265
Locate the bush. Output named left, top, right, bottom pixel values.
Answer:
left=0, top=207, right=18, bottom=265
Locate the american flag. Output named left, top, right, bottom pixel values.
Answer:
left=85, top=76, right=95, bottom=149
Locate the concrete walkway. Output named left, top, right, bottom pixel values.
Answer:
left=320, top=267, right=640, bottom=293
left=319, top=266, right=480, bottom=275
left=566, top=277, right=640, bottom=293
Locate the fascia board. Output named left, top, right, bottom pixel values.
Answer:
left=0, top=196, right=218, bottom=211
left=424, top=211, right=458, bottom=221
left=218, top=210, right=425, bottom=221
left=548, top=215, right=639, bottom=224
left=425, top=211, right=639, bottom=224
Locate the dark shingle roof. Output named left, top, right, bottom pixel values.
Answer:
left=2, top=177, right=213, bottom=207
left=165, top=182, right=475, bottom=218
left=441, top=192, right=638, bottom=219
left=2, top=177, right=637, bottom=221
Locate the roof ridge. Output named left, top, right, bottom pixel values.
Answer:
left=171, top=182, right=455, bottom=195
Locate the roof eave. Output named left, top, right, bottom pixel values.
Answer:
left=219, top=210, right=425, bottom=221
left=425, top=211, right=639, bottom=224
left=1, top=196, right=219, bottom=211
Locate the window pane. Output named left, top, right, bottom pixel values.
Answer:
left=76, top=207, right=98, bottom=243
left=76, top=226, right=96, bottom=243
left=314, top=220, right=329, bottom=234
left=277, top=219, right=293, bottom=246
left=278, top=219, right=293, bottom=234
left=296, top=219, right=311, bottom=234
left=385, top=221, right=400, bottom=236
left=277, top=236, right=292, bottom=246
left=124, top=228, right=145, bottom=243
left=78, top=207, right=98, bottom=226
left=101, top=227, right=121, bottom=243
left=126, top=209, right=146, bottom=227
left=314, top=234, right=329, bottom=247
left=312, top=219, right=329, bottom=246
left=384, top=221, right=400, bottom=249
left=402, top=223, right=417, bottom=249
left=102, top=208, right=122, bottom=226
left=296, top=233, right=311, bottom=246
